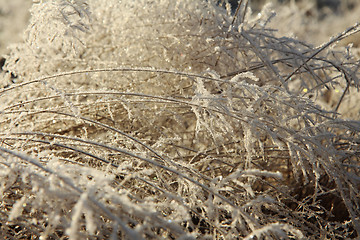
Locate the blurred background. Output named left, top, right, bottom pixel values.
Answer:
left=0, top=0, right=359, bottom=56
left=232, top=0, right=358, bottom=13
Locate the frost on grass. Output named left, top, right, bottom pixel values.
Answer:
left=0, top=0, right=360, bottom=239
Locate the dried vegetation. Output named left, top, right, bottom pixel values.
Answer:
left=0, top=0, right=360, bottom=239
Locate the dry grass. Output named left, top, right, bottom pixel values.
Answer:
left=0, top=0, right=360, bottom=239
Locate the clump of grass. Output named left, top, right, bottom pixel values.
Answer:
left=1, top=0, right=360, bottom=239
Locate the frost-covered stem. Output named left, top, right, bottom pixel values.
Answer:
left=0, top=146, right=144, bottom=240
